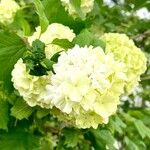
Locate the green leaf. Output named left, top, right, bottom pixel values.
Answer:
left=0, top=30, right=27, bottom=91
left=63, top=128, right=80, bottom=148
left=109, top=115, right=126, bottom=134
left=33, top=0, right=49, bottom=33
left=36, top=108, right=50, bottom=119
left=23, top=39, right=48, bottom=76
left=50, top=51, right=62, bottom=62
left=69, top=0, right=85, bottom=20
left=0, top=128, right=40, bottom=150
left=124, top=137, right=139, bottom=150
left=91, top=129, right=116, bottom=150
left=11, top=98, right=33, bottom=120
left=52, top=38, right=74, bottom=50
left=0, top=100, right=9, bottom=130
left=15, top=10, right=31, bottom=36
left=43, top=0, right=85, bottom=34
left=134, top=120, right=150, bottom=139
left=73, top=29, right=106, bottom=49
left=40, top=58, right=55, bottom=71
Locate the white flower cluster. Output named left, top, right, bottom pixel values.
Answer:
left=12, top=23, right=75, bottom=108
left=45, top=45, right=127, bottom=128
left=11, top=59, right=52, bottom=108
left=60, top=0, right=94, bottom=18
left=28, top=23, right=75, bottom=58
left=12, top=23, right=147, bottom=129
left=0, top=0, right=20, bottom=24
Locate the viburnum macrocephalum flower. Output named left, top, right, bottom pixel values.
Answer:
left=0, top=0, right=20, bottom=24
left=11, top=59, right=53, bottom=108
left=60, top=0, right=94, bottom=19
left=12, top=23, right=75, bottom=108
left=45, top=45, right=127, bottom=128
left=28, top=23, right=76, bottom=59
left=102, top=33, right=147, bottom=93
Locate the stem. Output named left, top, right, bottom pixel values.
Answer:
left=141, top=76, right=150, bottom=81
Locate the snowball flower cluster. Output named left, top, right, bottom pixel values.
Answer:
left=28, top=23, right=75, bottom=59
left=102, top=33, right=147, bottom=93
left=0, top=0, right=20, bottom=24
left=45, top=45, right=127, bottom=128
left=60, top=0, right=94, bottom=18
left=11, top=59, right=53, bottom=108
left=12, top=23, right=75, bottom=108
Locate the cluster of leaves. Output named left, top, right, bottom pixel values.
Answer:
left=0, top=0, right=150, bottom=149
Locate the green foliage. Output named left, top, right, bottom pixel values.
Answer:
left=23, top=39, right=50, bottom=76
left=33, top=0, right=49, bottom=32
left=90, top=129, right=116, bottom=150
left=134, top=120, right=150, bottom=139
left=36, top=108, right=50, bottom=119
left=69, top=0, right=85, bottom=20
left=62, top=128, right=80, bottom=148
left=0, top=128, right=40, bottom=150
left=124, top=137, right=139, bottom=150
left=0, top=100, right=9, bottom=130
left=0, top=30, right=26, bottom=91
left=73, top=29, right=106, bottom=49
left=52, top=39, right=74, bottom=50
left=11, top=98, right=33, bottom=120
left=14, top=10, right=31, bottom=36
left=42, top=0, right=85, bottom=34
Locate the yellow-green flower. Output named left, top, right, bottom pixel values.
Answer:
left=102, top=33, right=147, bottom=93
left=28, top=23, right=75, bottom=59
left=60, top=0, right=94, bottom=18
left=45, top=45, right=127, bottom=128
left=0, top=0, right=19, bottom=24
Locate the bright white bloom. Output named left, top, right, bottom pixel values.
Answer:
left=102, top=33, right=147, bottom=93
left=60, top=0, right=94, bottom=18
left=0, top=0, right=20, bottom=24
left=46, top=45, right=127, bottom=128
left=11, top=59, right=53, bottom=108
left=12, top=23, right=75, bottom=108
left=136, top=7, right=150, bottom=20
left=28, top=23, right=76, bottom=59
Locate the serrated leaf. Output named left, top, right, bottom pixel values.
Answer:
left=0, top=128, right=40, bottom=150
left=11, top=98, right=33, bottom=120
left=124, top=137, right=139, bottom=150
left=110, top=115, right=126, bottom=134
left=0, top=100, right=9, bottom=130
left=134, top=120, right=150, bottom=139
left=0, top=30, right=27, bottom=91
left=73, top=29, right=106, bottom=49
left=33, top=0, right=49, bottom=33
left=52, top=38, right=74, bottom=50
left=91, top=129, right=116, bottom=150
left=63, top=128, right=80, bottom=148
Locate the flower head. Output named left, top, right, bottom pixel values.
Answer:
left=46, top=45, right=127, bottom=128
left=60, top=0, right=94, bottom=18
left=11, top=59, right=53, bottom=108
left=102, top=33, right=147, bottom=93
left=28, top=23, right=76, bottom=59
left=0, top=0, right=20, bottom=24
